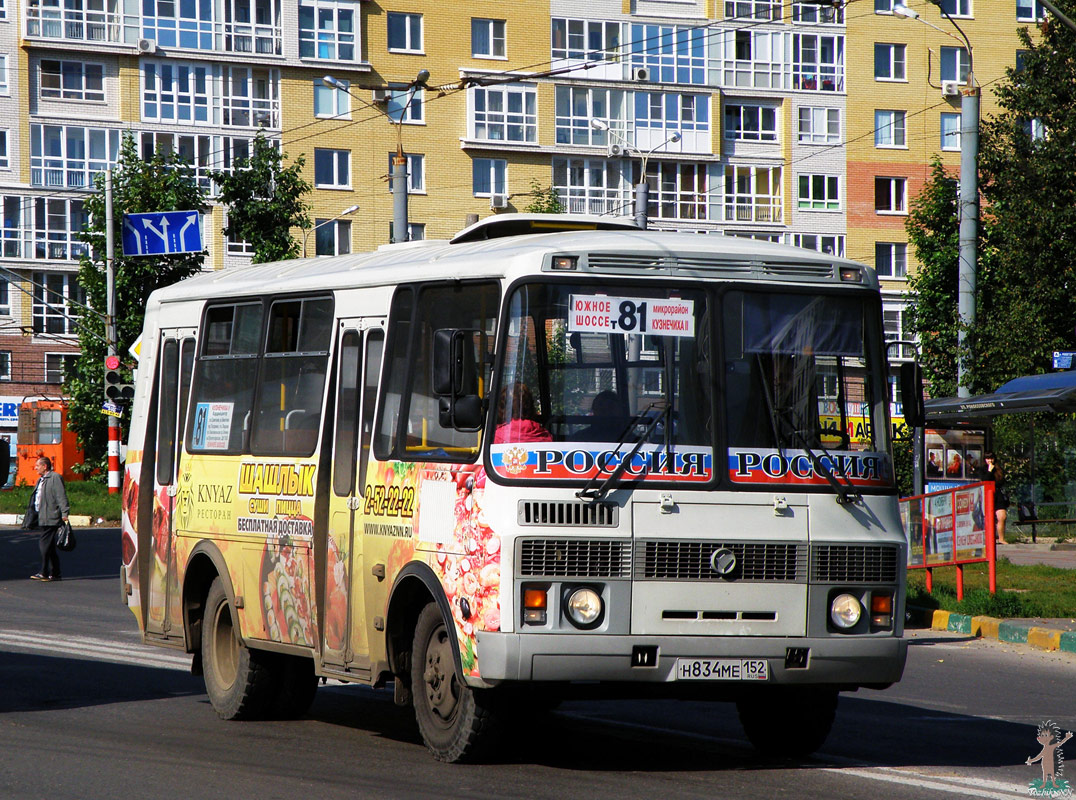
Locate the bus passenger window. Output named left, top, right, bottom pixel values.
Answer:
left=251, top=297, right=334, bottom=457
left=187, top=302, right=264, bottom=454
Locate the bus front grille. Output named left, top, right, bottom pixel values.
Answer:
left=518, top=500, right=618, bottom=527
left=810, top=545, right=900, bottom=583
left=634, top=541, right=805, bottom=582
left=518, top=539, right=631, bottom=578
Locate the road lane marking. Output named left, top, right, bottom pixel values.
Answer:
left=820, top=765, right=1027, bottom=798
left=0, top=629, right=190, bottom=671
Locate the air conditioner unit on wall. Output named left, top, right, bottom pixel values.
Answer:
left=490, top=193, right=508, bottom=209
left=137, top=37, right=156, bottom=54
left=372, top=88, right=391, bottom=103
left=607, top=143, right=625, bottom=158
left=941, top=81, right=961, bottom=97
left=632, top=67, right=650, bottom=82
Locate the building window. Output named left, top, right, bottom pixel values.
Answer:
left=298, top=0, right=357, bottom=61
left=875, top=177, right=907, bottom=214
left=941, top=46, right=971, bottom=83
left=45, top=353, right=79, bottom=384
left=387, top=12, right=422, bottom=53
left=798, top=107, right=840, bottom=144
left=792, top=1, right=843, bottom=23
left=0, top=130, right=8, bottom=169
left=314, top=78, right=349, bottom=118
left=884, top=305, right=915, bottom=360
left=875, top=0, right=896, bottom=11
left=630, top=23, right=707, bottom=85
left=939, top=0, right=971, bottom=17
left=473, top=158, right=506, bottom=196
left=314, top=148, right=349, bottom=188
left=1017, top=0, right=1045, bottom=21
left=141, top=132, right=219, bottom=193
left=793, top=233, right=845, bottom=256
left=876, top=242, right=908, bottom=278
left=724, top=103, right=777, bottom=141
left=471, top=18, right=506, bottom=58
left=35, top=198, right=89, bottom=261
left=555, top=86, right=627, bottom=146
left=0, top=352, right=10, bottom=381
left=551, top=18, right=622, bottom=62
left=874, top=43, right=905, bottom=81
left=553, top=157, right=628, bottom=216
left=470, top=84, right=537, bottom=143
left=222, top=66, right=279, bottom=128
left=31, top=124, right=121, bottom=188
left=797, top=174, right=840, bottom=211
left=388, top=222, right=424, bottom=242
left=875, top=110, right=907, bottom=147
left=725, top=0, right=782, bottom=21
left=793, top=34, right=844, bottom=91
left=33, top=272, right=85, bottom=335
left=724, top=165, right=783, bottom=223
left=636, top=91, right=710, bottom=138
left=388, top=153, right=424, bottom=193
left=387, top=86, right=423, bottom=124
left=941, top=112, right=961, bottom=150
left=315, top=219, right=351, bottom=256
left=1024, top=118, right=1046, bottom=140
left=142, top=62, right=211, bottom=123
left=1016, top=50, right=1030, bottom=72
left=0, top=56, right=7, bottom=95
left=0, top=280, right=8, bottom=315
left=720, top=29, right=787, bottom=90
left=642, top=162, right=715, bottom=221
left=41, top=59, right=104, bottom=101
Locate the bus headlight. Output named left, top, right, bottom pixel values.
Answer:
left=565, top=587, right=603, bottom=628
left=830, top=593, right=862, bottom=629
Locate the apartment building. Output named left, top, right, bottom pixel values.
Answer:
left=0, top=0, right=1043, bottom=447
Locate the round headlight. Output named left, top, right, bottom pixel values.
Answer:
left=566, top=587, right=603, bottom=627
left=830, top=593, right=862, bottom=629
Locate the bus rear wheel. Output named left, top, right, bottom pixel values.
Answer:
left=736, top=686, right=839, bottom=758
left=201, top=576, right=277, bottom=720
left=410, top=603, right=497, bottom=762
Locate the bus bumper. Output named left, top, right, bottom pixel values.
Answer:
left=473, top=632, right=907, bottom=687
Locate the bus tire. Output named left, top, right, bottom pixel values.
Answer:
left=201, top=576, right=276, bottom=720
left=270, top=654, right=319, bottom=719
left=410, top=602, right=497, bottom=763
left=736, top=687, right=838, bottom=758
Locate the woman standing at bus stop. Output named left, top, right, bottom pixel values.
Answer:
left=980, top=452, right=1009, bottom=546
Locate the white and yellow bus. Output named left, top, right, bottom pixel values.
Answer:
left=122, top=214, right=918, bottom=762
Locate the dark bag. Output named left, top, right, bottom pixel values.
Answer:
left=22, top=490, right=38, bottom=530
left=55, top=520, right=76, bottom=552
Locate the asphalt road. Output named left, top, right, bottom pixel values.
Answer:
left=0, top=527, right=1071, bottom=800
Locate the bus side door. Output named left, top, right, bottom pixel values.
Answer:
left=146, top=333, right=194, bottom=641
left=323, top=321, right=384, bottom=673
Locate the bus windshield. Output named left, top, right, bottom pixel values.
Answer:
left=491, top=281, right=892, bottom=490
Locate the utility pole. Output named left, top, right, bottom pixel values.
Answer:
left=105, top=169, right=120, bottom=494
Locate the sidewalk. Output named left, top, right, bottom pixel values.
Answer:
left=907, top=538, right=1076, bottom=655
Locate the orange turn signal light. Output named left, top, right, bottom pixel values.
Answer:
left=523, top=588, right=548, bottom=609
left=871, top=594, right=893, bottom=614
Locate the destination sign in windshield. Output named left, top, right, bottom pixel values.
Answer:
left=568, top=295, right=695, bottom=337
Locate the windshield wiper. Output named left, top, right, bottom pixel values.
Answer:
left=576, top=402, right=672, bottom=502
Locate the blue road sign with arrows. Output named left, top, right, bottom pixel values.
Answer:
left=121, top=211, right=203, bottom=257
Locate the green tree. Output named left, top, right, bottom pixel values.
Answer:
left=209, top=131, right=311, bottom=263
left=71, top=133, right=208, bottom=473
left=523, top=178, right=565, bottom=214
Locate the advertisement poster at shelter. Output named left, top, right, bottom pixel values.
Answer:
left=924, top=492, right=954, bottom=565
left=953, top=483, right=987, bottom=561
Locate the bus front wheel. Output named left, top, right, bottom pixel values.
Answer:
left=736, top=687, right=838, bottom=758
left=201, top=576, right=276, bottom=720
left=410, top=603, right=497, bottom=762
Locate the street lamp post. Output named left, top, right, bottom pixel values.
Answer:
left=589, top=119, right=681, bottom=229
left=303, top=204, right=359, bottom=257
left=323, top=70, right=429, bottom=243
left=895, top=2, right=978, bottom=398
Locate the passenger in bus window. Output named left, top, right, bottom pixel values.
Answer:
left=571, top=390, right=627, bottom=442
left=494, top=383, right=552, bottom=444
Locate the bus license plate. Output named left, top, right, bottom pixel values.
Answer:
left=675, top=658, right=769, bottom=681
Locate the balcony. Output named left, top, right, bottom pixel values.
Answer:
left=724, top=200, right=783, bottom=224
left=26, top=6, right=120, bottom=43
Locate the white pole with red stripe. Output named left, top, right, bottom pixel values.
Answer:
left=105, top=170, right=120, bottom=494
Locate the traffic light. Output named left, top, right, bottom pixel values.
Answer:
left=104, top=365, right=134, bottom=403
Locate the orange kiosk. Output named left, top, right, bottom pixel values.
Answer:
left=16, top=397, right=84, bottom=486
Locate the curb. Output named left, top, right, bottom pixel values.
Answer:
left=1, top=513, right=93, bottom=526
left=914, top=605, right=1071, bottom=655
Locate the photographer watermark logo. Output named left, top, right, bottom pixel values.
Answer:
left=1027, top=721, right=1073, bottom=798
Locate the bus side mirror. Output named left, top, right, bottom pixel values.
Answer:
left=433, top=329, right=484, bottom=431
left=900, top=361, right=925, bottom=429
